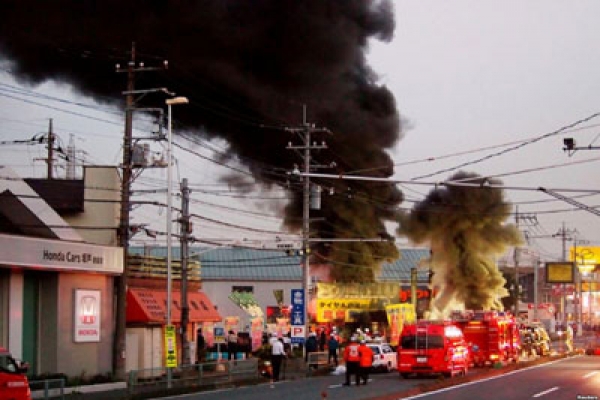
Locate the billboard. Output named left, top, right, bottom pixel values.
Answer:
left=545, top=262, right=574, bottom=283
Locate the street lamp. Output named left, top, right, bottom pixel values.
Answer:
left=165, top=96, right=188, bottom=379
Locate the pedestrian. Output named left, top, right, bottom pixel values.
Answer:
left=342, top=336, right=361, bottom=386
left=319, top=329, right=327, bottom=351
left=271, top=337, right=287, bottom=383
left=327, top=333, right=339, bottom=367
left=358, top=340, right=373, bottom=385
left=227, top=330, right=237, bottom=360
left=196, top=328, right=206, bottom=363
left=305, top=332, right=318, bottom=364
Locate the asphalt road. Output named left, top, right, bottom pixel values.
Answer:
left=394, top=356, right=599, bottom=400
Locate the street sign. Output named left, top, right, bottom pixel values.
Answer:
left=164, top=325, right=178, bottom=368
left=291, top=289, right=305, bottom=344
left=214, top=327, right=225, bottom=344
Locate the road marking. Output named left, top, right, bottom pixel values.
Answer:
left=328, top=379, right=372, bottom=389
left=583, top=371, right=598, bottom=379
left=532, top=387, right=559, bottom=398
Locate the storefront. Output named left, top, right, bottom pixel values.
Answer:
left=0, top=233, right=122, bottom=377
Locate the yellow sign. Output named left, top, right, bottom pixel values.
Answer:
left=316, top=298, right=372, bottom=322
left=546, top=262, right=574, bottom=283
left=385, top=304, right=416, bottom=347
left=569, top=246, right=600, bottom=273
left=164, top=324, right=178, bottom=368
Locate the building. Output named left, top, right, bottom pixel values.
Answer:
left=0, top=166, right=122, bottom=377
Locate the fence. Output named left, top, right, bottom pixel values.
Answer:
left=29, top=378, right=65, bottom=399
left=127, top=358, right=259, bottom=396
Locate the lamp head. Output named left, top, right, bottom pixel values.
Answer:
left=166, top=96, right=189, bottom=106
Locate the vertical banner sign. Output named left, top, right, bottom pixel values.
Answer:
left=291, top=289, right=305, bottom=344
left=164, top=325, right=178, bottom=368
left=250, top=317, right=263, bottom=352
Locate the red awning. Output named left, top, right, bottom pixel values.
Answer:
left=127, top=288, right=221, bottom=324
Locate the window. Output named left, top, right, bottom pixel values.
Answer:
left=232, top=286, right=253, bottom=293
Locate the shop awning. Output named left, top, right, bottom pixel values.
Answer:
left=127, top=288, right=221, bottom=324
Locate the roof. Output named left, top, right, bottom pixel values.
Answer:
left=128, top=246, right=430, bottom=281
left=379, top=248, right=431, bottom=282
left=127, top=288, right=221, bottom=324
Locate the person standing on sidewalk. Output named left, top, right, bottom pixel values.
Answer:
left=327, top=333, right=339, bottom=367
left=342, top=336, right=361, bottom=386
left=271, top=337, right=287, bottom=383
left=358, top=340, right=373, bottom=385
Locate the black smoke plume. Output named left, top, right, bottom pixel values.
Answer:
left=398, top=171, right=522, bottom=317
left=0, top=1, right=403, bottom=276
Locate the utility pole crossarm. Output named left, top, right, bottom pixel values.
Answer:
left=539, top=187, right=600, bottom=217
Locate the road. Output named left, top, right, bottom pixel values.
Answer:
left=395, top=356, right=599, bottom=400
left=152, top=356, right=599, bottom=400
left=151, top=368, right=436, bottom=400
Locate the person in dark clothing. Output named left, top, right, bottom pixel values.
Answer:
left=227, top=330, right=237, bottom=360
left=327, top=333, right=339, bottom=366
left=319, top=329, right=327, bottom=351
left=305, top=332, right=318, bottom=363
left=196, top=328, right=206, bottom=363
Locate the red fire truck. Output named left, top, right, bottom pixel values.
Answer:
left=451, top=310, right=520, bottom=367
left=397, top=320, right=470, bottom=378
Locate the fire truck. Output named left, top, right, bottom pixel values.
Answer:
left=451, top=310, right=520, bottom=367
left=397, top=320, right=470, bottom=378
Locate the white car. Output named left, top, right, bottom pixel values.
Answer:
left=368, top=343, right=397, bottom=372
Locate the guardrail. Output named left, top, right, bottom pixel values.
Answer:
left=306, top=351, right=329, bottom=375
left=29, top=378, right=65, bottom=400
left=127, top=358, right=259, bottom=396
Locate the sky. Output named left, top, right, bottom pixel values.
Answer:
left=1, top=1, right=600, bottom=263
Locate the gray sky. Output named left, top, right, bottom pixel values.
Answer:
left=369, top=0, right=600, bottom=260
left=1, top=1, right=600, bottom=261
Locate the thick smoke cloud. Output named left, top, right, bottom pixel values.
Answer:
left=0, top=1, right=403, bottom=276
left=398, top=171, right=522, bottom=318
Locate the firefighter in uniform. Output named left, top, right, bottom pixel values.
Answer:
left=343, top=336, right=361, bottom=386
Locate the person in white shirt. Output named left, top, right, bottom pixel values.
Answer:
left=271, top=337, right=286, bottom=382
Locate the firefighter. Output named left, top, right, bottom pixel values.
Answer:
left=343, top=336, right=361, bottom=386
left=358, top=340, right=374, bottom=385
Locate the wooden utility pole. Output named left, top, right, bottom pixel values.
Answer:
left=180, top=178, right=192, bottom=365
left=47, top=118, right=54, bottom=179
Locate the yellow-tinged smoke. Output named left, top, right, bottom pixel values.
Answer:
left=398, top=171, right=522, bottom=319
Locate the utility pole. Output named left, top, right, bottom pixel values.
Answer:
left=554, top=222, right=577, bottom=323
left=513, top=207, right=520, bottom=316
left=47, top=118, right=54, bottom=179
left=180, top=178, right=191, bottom=365
left=114, top=43, right=168, bottom=379
left=286, top=105, right=329, bottom=341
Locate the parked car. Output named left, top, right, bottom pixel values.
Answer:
left=367, top=342, right=397, bottom=372
left=0, top=347, right=31, bottom=400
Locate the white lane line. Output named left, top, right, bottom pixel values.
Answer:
left=328, top=379, right=372, bottom=389
left=584, top=371, right=598, bottom=379
left=532, top=387, right=559, bottom=398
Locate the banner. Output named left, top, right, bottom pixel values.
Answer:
left=224, top=316, right=240, bottom=333
left=250, top=317, right=263, bottom=352
left=385, top=304, right=416, bottom=346
left=164, top=324, right=178, bottom=368
left=203, top=322, right=215, bottom=348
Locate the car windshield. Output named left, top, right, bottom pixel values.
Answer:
left=0, top=354, right=19, bottom=373
left=369, top=346, right=381, bottom=355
